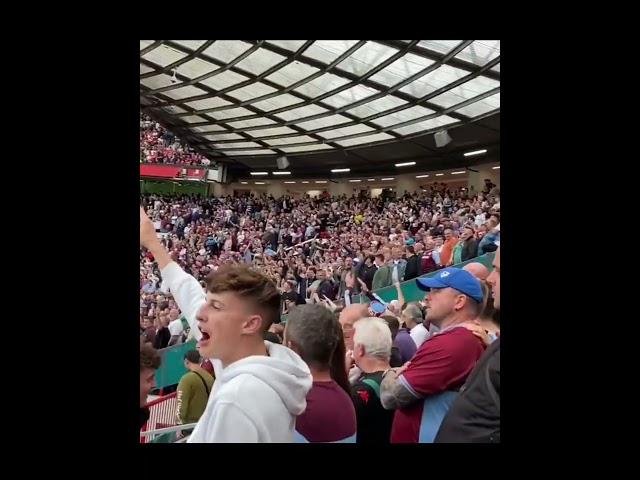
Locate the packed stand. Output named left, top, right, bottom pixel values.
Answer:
left=140, top=199, right=501, bottom=442
left=140, top=113, right=210, bottom=166
left=140, top=181, right=500, bottom=326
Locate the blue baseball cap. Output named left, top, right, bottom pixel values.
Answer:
left=415, top=268, right=483, bottom=303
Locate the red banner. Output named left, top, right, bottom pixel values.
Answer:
left=184, top=168, right=206, bottom=179
left=140, top=165, right=181, bottom=178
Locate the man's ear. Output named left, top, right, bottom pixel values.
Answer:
left=241, top=314, right=264, bottom=335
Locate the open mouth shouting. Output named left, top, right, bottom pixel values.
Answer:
left=198, top=326, right=212, bottom=347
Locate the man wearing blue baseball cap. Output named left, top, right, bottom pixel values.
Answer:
left=379, top=267, right=486, bottom=443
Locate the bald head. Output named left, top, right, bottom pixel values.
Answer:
left=463, top=262, right=490, bottom=281
left=339, top=304, right=369, bottom=351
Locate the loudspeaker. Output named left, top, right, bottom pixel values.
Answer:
left=434, top=130, right=452, bottom=148
left=276, top=156, right=290, bottom=169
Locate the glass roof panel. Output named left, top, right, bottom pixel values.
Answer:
left=336, top=42, right=399, bottom=76
left=142, top=44, right=188, bottom=67
left=417, top=41, right=463, bottom=55
left=274, top=103, right=329, bottom=122
left=336, top=132, right=395, bottom=147
left=371, top=105, right=436, bottom=127
left=316, top=123, right=375, bottom=139
left=235, top=48, right=288, bottom=76
left=345, top=95, right=409, bottom=119
left=392, top=115, right=458, bottom=136
left=399, top=64, right=468, bottom=98
left=173, top=40, right=209, bottom=51
left=244, top=126, right=299, bottom=137
left=198, top=70, right=250, bottom=91
left=455, top=40, right=500, bottom=66
left=263, top=135, right=318, bottom=146
left=203, top=41, right=253, bottom=64
left=266, top=61, right=320, bottom=87
left=369, top=52, right=435, bottom=87
left=321, top=84, right=379, bottom=109
left=280, top=144, right=334, bottom=153
left=304, top=40, right=361, bottom=65
left=293, top=73, right=350, bottom=98
left=295, top=114, right=352, bottom=131
left=451, top=93, right=500, bottom=117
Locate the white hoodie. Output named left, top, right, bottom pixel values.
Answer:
left=160, top=261, right=312, bottom=442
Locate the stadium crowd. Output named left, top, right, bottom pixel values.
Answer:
left=140, top=181, right=500, bottom=443
left=140, top=113, right=210, bottom=166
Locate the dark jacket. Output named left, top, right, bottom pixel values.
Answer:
left=435, top=338, right=500, bottom=443
left=317, top=280, right=334, bottom=300
left=461, top=238, right=479, bottom=261
left=359, top=264, right=377, bottom=291
left=153, top=327, right=171, bottom=350
left=404, top=254, right=423, bottom=281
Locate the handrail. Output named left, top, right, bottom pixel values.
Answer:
left=140, top=423, right=198, bottom=437
left=145, top=391, right=176, bottom=407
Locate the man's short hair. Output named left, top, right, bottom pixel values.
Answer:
left=353, top=317, right=392, bottom=361
left=140, top=342, right=161, bottom=371
left=184, top=349, right=201, bottom=364
left=206, top=264, right=280, bottom=331
left=374, top=253, right=384, bottom=262
left=402, top=303, right=424, bottom=323
left=285, top=304, right=341, bottom=368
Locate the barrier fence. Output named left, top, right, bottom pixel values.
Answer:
left=140, top=392, right=178, bottom=443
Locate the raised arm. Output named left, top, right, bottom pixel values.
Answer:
left=141, top=207, right=205, bottom=340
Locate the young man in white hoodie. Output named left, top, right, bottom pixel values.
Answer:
left=140, top=207, right=312, bottom=442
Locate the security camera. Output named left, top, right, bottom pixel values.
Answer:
left=170, top=69, right=178, bottom=84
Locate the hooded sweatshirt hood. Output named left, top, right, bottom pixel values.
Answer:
left=215, top=341, right=312, bottom=416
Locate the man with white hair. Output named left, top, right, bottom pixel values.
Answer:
left=348, top=317, right=395, bottom=444
left=402, top=303, right=430, bottom=349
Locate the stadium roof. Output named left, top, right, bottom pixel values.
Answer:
left=140, top=40, right=500, bottom=179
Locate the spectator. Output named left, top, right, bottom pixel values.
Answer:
left=140, top=342, right=161, bottom=429
left=294, top=267, right=314, bottom=305
left=392, top=312, right=417, bottom=365
left=315, top=269, right=335, bottom=300
left=478, top=216, right=500, bottom=254
left=390, top=246, right=406, bottom=284
left=379, top=268, right=486, bottom=443
left=153, top=315, right=171, bottom=350
left=419, top=241, right=438, bottom=274
left=454, top=226, right=478, bottom=263
left=440, top=229, right=458, bottom=267
left=140, top=209, right=313, bottom=442
left=176, top=350, right=214, bottom=429
left=167, top=308, right=185, bottom=346
left=358, top=255, right=377, bottom=291
left=403, top=245, right=422, bottom=281
left=141, top=317, right=156, bottom=345
left=339, top=303, right=370, bottom=351
left=337, top=257, right=359, bottom=299
left=280, top=279, right=298, bottom=315
left=348, top=317, right=395, bottom=444
left=381, top=315, right=403, bottom=368
left=463, top=262, right=490, bottom=281
left=402, top=302, right=430, bottom=349
left=284, top=304, right=357, bottom=443
left=372, top=254, right=392, bottom=290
